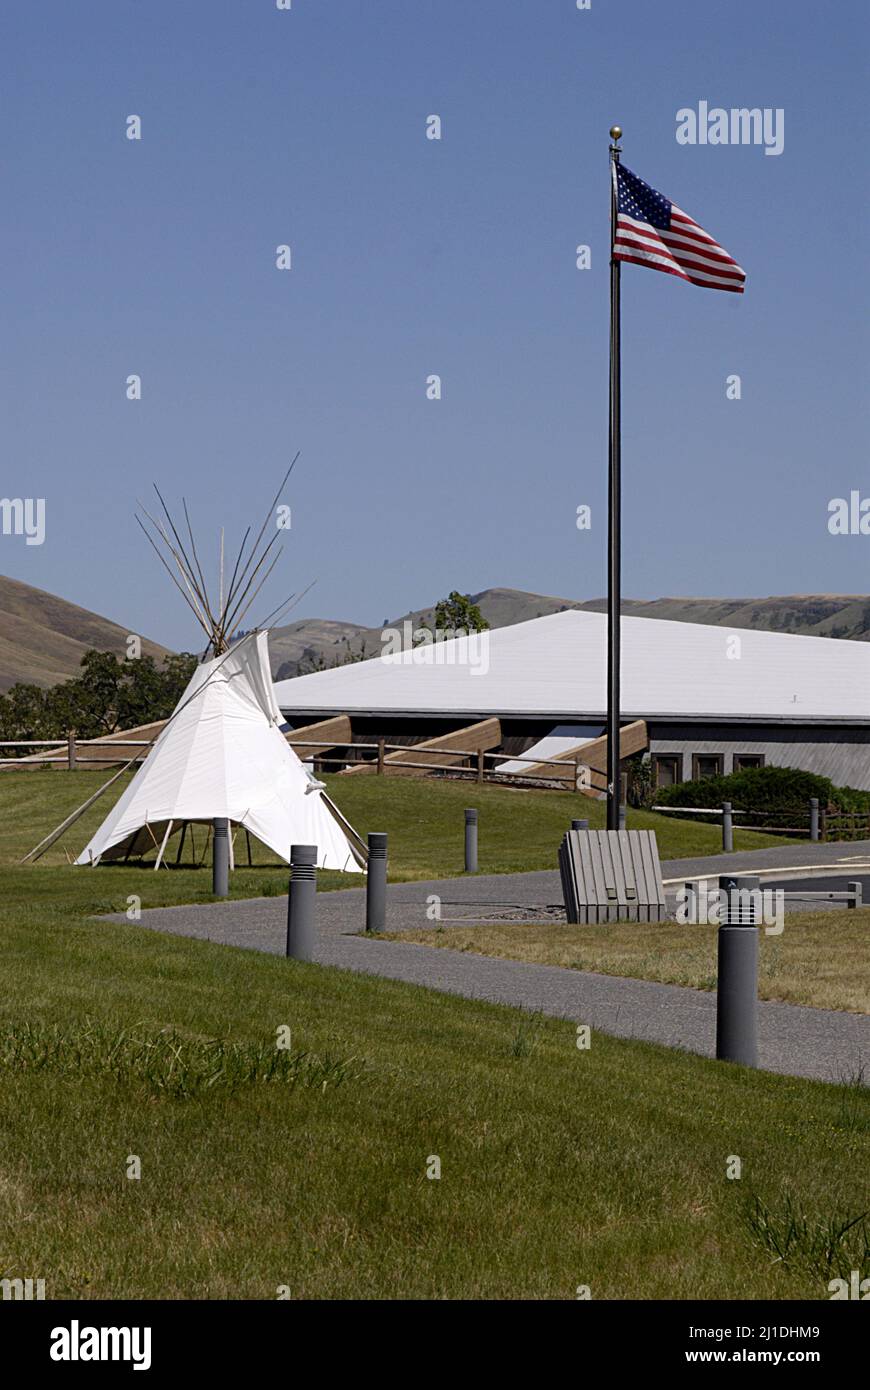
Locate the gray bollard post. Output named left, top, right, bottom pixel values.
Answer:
left=847, top=880, right=862, bottom=910
left=212, top=817, right=229, bottom=897
left=571, top=818, right=589, bottom=832
left=716, top=874, right=759, bottom=1067
left=722, top=801, right=733, bottom=853
left=464, top=808, right=478, bottom=873
left=286, top=844, right=318, bottom=960
left=366, top=832, right=388, bottom=933
left=809, top=797, right=819, bottom=843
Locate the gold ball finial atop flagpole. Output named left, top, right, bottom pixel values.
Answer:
left=610, top=125, right=622, bottom=141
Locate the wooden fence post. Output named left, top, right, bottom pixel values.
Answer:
left=477, top=748, right=485, bottom=783
left=376, top=737, right=385, bottom=775
left=67, top=731, right=77, bottom=771
left=820, top=807, right=827, bottom=843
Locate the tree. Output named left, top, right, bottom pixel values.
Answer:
left=0, top=683, right=47, bottom=740
left=0, top=649, right=198, bottom=743
left=433, top=591, right=489, bottom=635
left=51, top=650, right=125, bottom=736
left=116, top=652, right=196, bottom=729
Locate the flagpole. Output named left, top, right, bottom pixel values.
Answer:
left=606, top=125, right=623, bottom=831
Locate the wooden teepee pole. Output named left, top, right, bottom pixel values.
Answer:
left=20, top=760, right=137, bottom=863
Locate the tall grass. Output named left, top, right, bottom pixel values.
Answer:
left=0, top=1018, right=366, bottom=1100
left=743, top=1192, right=870, bottom=1280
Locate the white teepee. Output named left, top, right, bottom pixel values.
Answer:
left=76, top=631, right=363, bottom=871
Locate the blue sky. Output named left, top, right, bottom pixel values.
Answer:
left=2, top=0, right=867, bottom=650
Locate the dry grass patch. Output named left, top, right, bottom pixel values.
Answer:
left=384, top=909, right=870, bottom=1014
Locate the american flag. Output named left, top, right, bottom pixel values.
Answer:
left=612, top=163, right=745, bottom=293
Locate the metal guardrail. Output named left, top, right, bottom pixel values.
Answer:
left=783, top=887, right=863, bottom=906
left=684, top=877, right=864, bottom=909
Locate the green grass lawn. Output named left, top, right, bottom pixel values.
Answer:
left=1, top=909, right=868, bottom=1300
left=1, top=767, right=788, bottom=900
left=0, top=768, right=791, bottom=929
left=383, top=911, right=870, bottom=1014
left=0, top=769, right=865, bottom=1300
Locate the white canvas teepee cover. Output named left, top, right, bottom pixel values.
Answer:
left=76, top=631, right=363, bottom=871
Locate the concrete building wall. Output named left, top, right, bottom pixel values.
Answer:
left=648, top=722, right=870, bottom=791
left=283, top=705, right=870, bottom=790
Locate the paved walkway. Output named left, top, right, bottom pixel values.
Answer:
left=659, top=838, right=870, bottom=884
left=101, top=841, right=870, bottom=1087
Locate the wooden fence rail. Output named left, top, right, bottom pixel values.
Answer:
left=0, top=735, right=597, bottom=789
left=294, top=740, right=594, bottom=789
left=652, top=802, right=870, bottom=843
left=0, top=738, right=156, bottom=771
left=8, top=737, right=869, bottom=836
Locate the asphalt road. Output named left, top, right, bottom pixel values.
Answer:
left=98, top=841, right=870, bottom=1086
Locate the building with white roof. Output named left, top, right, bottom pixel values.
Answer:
left=273, top=610, right=870, bottom=791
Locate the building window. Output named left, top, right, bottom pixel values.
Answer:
left=653, top=755, right=681, bottom=788
left=692, top=753, right=723, bottom=781
left=734, top=753, right=765, bottom=771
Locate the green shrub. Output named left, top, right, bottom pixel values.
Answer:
left=625, top=752, right=655, bottom=809
left=655, top=764, right=870, bottom=824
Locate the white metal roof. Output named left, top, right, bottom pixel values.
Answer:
left=273, top=609, right=870, bottom=724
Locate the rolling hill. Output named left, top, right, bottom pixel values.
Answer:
left=268, top=588, right=870, bottom=679
left=0, top=576, right=171, bottom=691
left=2, top=575, right=868, bottom=692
